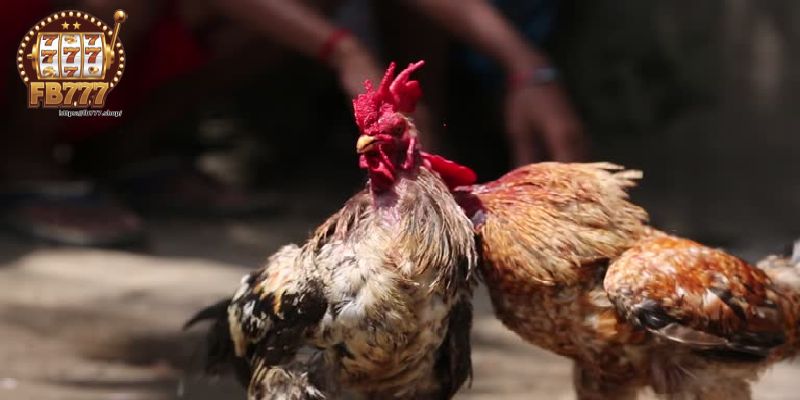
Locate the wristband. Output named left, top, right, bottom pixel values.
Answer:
left=507, top=66, right=559, bottom=89
left=318, top=28, right=352, bottom=62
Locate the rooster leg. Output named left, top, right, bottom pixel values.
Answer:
left=572, top=363, right=638, bottom=400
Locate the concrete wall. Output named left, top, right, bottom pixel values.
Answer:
left=556, top=1, right=799, bottom=257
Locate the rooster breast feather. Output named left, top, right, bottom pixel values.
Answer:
left=228, top=244, right=328, bottom=366
left=604, top=235, right=797, bottom=357
left=456, top=162, right=648, bottom=288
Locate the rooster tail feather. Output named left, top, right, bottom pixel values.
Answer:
left=184, top=298, right=230, bottom=330
left=185, top=298, right=251, bottom=386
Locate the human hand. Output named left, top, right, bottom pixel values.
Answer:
left=327, top=38, right=440, bottom=149
left=504, top=81, right=587, bottom=165
left=329, top=36, right=383, bottom=99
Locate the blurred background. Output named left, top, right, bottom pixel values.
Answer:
left=0, top=0, right=797, bottom=399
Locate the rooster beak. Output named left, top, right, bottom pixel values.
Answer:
left=356, top=135, right=378, bottom=154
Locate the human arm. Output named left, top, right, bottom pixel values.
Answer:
left=215, top=0, right=383, bottom=97
left=404, top=0, right=587, bottom=163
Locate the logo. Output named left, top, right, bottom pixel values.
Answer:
left=17, top=10, right=127, bottom=109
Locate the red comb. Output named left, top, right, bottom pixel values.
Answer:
left=353, top=61, right=425, bottom=134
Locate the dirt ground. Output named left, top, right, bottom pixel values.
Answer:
left=0, top=213, right=798, bottom=400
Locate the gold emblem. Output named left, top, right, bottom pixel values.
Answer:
left=17, top=10, right=127, bottom=108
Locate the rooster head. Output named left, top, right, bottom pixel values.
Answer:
left=353, top=61, right=424, bottom=192
left=353, top=60, right=478, bottom=192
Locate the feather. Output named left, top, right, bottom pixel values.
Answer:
left=605, top=235, right=797, bottom=357
left=459, top=162, right=648, bottom=287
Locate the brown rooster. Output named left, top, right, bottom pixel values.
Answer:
left=445, top=162, right=800, bottom=399
left=187, top=61, right=477, bottom=399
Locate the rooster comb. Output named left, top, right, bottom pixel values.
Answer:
left=353, top=61, right=424, bottom=134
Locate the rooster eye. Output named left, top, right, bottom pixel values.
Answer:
left=392, top=124, right=405, bottom=136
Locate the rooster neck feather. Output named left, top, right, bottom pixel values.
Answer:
left=309, top=168, right=476, bottom=294
left=298, top=168, right=476, bottom=395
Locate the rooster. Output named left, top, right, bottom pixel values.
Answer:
left=440, top=161, right=800, bottom=399
left=187, top=61, right=477, bottom=399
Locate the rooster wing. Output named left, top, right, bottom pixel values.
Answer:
left=185, top=244, right=328, bottom=398
left=604, top=234, right=797, bottom=357
left=228, top=244, right=328, bottom=366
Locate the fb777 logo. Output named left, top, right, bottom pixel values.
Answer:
left=17, top=9, right=127, bottom=108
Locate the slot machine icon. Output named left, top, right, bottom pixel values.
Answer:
left=26, top=10, right=126, bottom=80
left=18, top=10, right=127, bottom=108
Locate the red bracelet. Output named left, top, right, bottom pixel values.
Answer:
left=318, top=28, right=352, bottom=62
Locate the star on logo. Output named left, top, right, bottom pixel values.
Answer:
left=61, top=21, right=70, bottom=30
left=72, top=21, right=81, bottom=29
